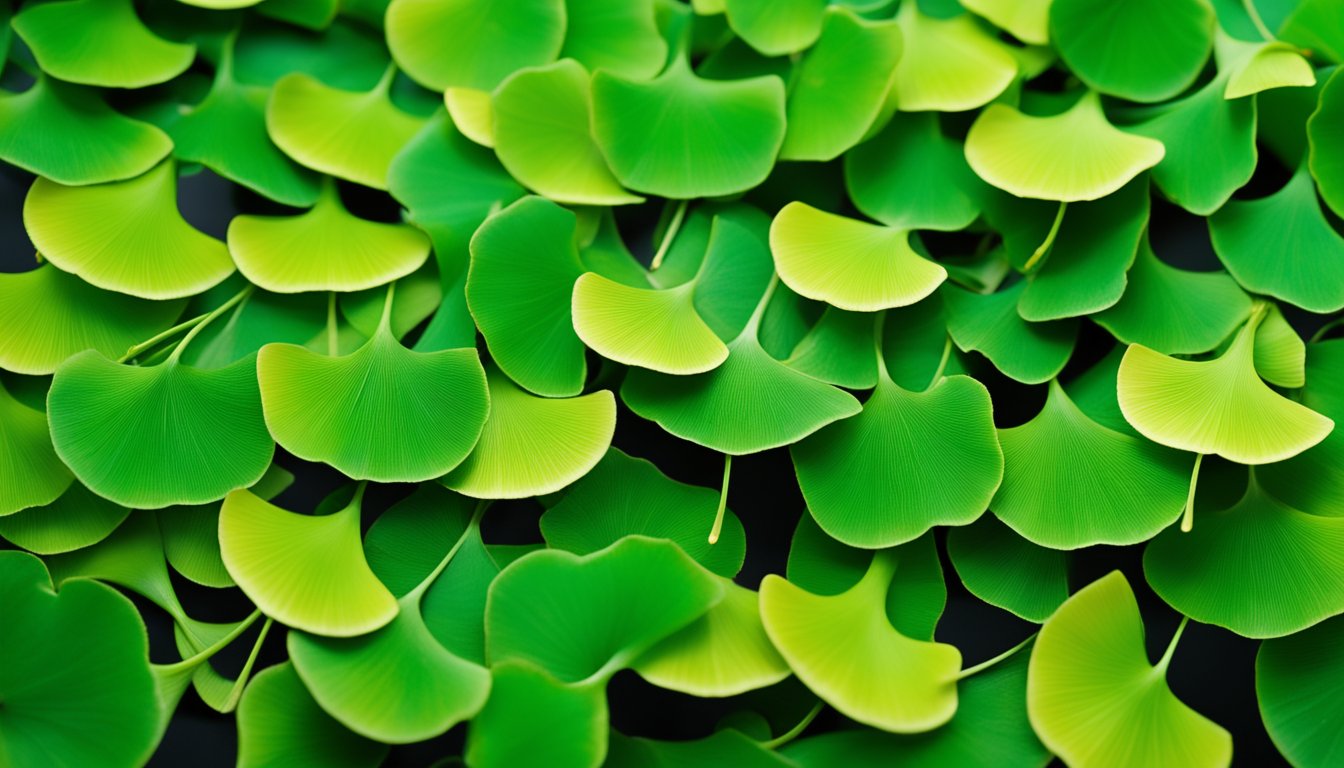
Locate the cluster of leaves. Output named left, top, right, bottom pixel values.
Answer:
left=2, top=0, right=1344, bottom=765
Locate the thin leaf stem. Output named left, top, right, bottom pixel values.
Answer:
left=155, top=609, right=262, bottom=675
left=709, top=454, right=733, bottom=544
left=121, top=313, right=210, bottom=363
left=873, top=311, right=893, bottom=383
left=374, top=61, right=399, bottom=96
left=1310, top=316, right=1344, bottom=344
left=650, top=199, right=689, bottom=271
left=1243, top=0, right=1275, bottom=42
left=742, top=274, right=780, bottom=339
left=1156, top=616, right=1190, bottom=675
left=1181, top=453, right=1203, bottom=533
left=220, top=617, right=274, bottom=712
left=762, top=700, right=825, bottom=750
left=327, top=292, right=339, bottom=356
left=957, top=632, right=1037, bottom=680
left=928, top=335, right=953, bottom=389
left=1024, top=201, right=1067, bottom=272
left=377, top=281, right=398, bottom=335
left=406, top=500, right=490, bottom=604
left=166, top=284, right=255, bottom=364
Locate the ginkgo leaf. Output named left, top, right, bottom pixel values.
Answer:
left=0, top=75, right=172, bottom=185
left=1144, top=476, right=1344, bottom=638
left=486, top=536, right=724, bottom=683
left=170, top=42, right=322, bottom=208
left=467, top=196, right=587, bottom=396
left=1218, top=35, right=1316, bottom=100
left=219, top=486, right=399, bottom=637
left=785, top=645, right=1048, bottom=767
left=632, top=579, right=790, bottom=697
left=289, top=499, right=491, bottom=743
left=229, top=178, right=430, bottom=293
left=12, top=0, right=195, bottom=88
left=760, top=548, right=962, bottom=733
left=960, top=0, right=1050, bottom=45
left=1126, top=72, right=1257, bottom=216
left=47, top=347, right=274, bottom=509
left=0, top=378, right=73, bottom=517
left=622, top=278, right=861, bottom=455
left=492, top=60, right=642, bottom=206
left=386, top=0, right=565, bottom=91
left=891, top=1, right=1017, bottom=112
left=784, top=306, right=879, bottom=390
left=540, top=448, right=748, bottom=578
left=442, top=365, right=615, bottom=499
left=943, top=282, right=1077, bottom=385
left=786, top=516, right=948, bottom=642
left=25, top=160, right=235, bottom=300
left=845, top=111, right=989, bottom=232
left=1310, top=67, right=1344, bottom=220
left=723, top=0, right=826, bottom=56
left=948, top=515, right=1069, bottom=622
left=560, top=0, right=667, bottom=80
left=1256, top=616, right=1344, bottom=768
left=465, top=660, right=608, bottom=768
left=0, top=265, right=186, bottom=376
left=267, top=68, right=427, bottom=190
left=993, top=379, right=1192, bottom=549
left=1253, top=303, right=1305, bottom=389
left=1028, top=571, right=1232, bottom=768
left=981, top=175, right=1149, bottom=322
left=794, top=320, right=1003, bottom=549
left=1209, top=161, right=1344, bottom=314
left=572, top=274, right=728, bottom=375
left=1050, top=0, right=1214, bottom=103
left=444, top=87, right=494, bottom=147
left=0, top=482, right=127, bottom=555
left=965, top=92, right=1166, bottom=202
left=236, top=663, right=388, bottom=768
left=1094, top=238, right=1252, bottom=355
left=1117, top=305, right=1334, bottom=464
left=1260, top=339, right=1344, bottom=514
left=590, top=56, right=786, bottom=199
left=257, top=287, right=489, bottom=482
left=769, top=203, right=947, bottom=312
left=780, top=7, right=902, bottom=162
left=0, top=551, right=159, bottom=768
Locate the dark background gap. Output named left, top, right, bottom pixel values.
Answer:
left=0, top=160, right=1307, bottom=766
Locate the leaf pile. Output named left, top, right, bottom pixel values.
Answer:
left=1, top=0, right=1343, bottom=766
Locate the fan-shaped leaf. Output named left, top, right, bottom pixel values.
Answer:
left=220, top=487, right=398, bottom=637
left=1145, top=477, right=1344, bottom=638
left=267, top=69, right=426, bottom=190
left=12, top=0, right=194, bottom=88
left=492, top=60, right=642, bottom=206
left=993, top=379, right=1191, bottom=549
left=443, top=365, right=615, bottom=499
left=591, top=57, right=786, bottom=199
left=386, top=0, right=565, bottom=91
left=760, top=549, right=962, bottom=733
left=0, top=76, right=172, bottom=185
left=965, top=92, right=1165, bottom=201
left=25, top=161, right=234, bottom=300
left=1028, top=571, right=1232, bottom=768
left=540, top=448, right=747, bottom=578
left=0, top=551, right=159, bottom=768
left=1117, top=306, right=1334, bottom=464
left=48, top=349, right=273, bottom=509
left=229, top=179, right=429, bottom=293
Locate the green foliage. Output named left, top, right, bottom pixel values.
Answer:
left=1, top=1, right=1342, bottom=766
